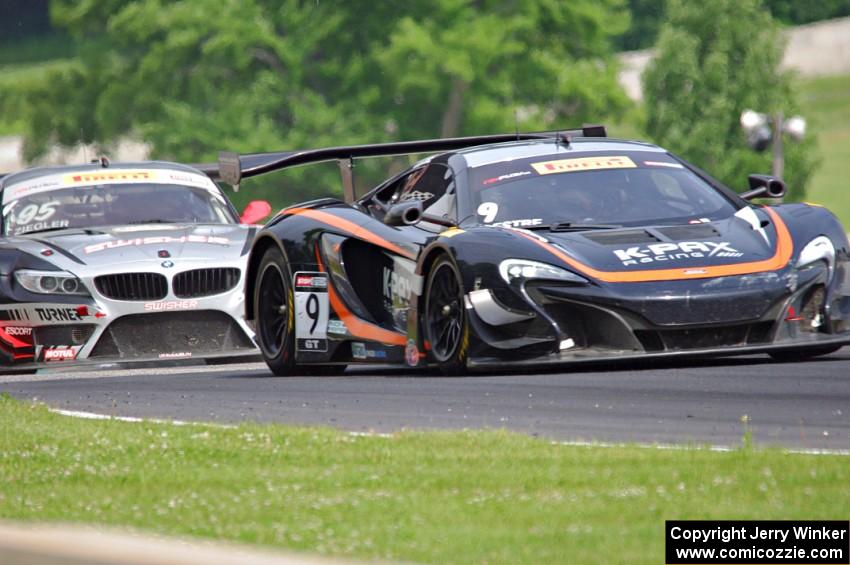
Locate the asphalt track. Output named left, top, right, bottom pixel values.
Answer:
left=2, top=350, right=850, bottom=450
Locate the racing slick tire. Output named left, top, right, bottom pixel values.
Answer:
left=768, top=345, right=842, bottom=362
left=254, top=246, right=297, bottom=375
left=253, top=246, right=346, bottom=376
left=423, top=255, right=469, bottom=375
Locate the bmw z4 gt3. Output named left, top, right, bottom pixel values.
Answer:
left=0, top=160, right=268, bottom=368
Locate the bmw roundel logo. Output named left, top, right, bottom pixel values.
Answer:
left=161, top=260, right=174, bottom=268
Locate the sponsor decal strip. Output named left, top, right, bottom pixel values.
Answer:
left=286, top=208, right=416, bottom=260
left=512, top=207, right=793, bottom=283
left=531, top=155, right=636, bottom=175
left=315, top=248, right=407, bottom=346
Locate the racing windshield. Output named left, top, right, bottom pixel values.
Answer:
left=1, top=169, right=237, bottom=236
left=467, top=151, right=739, bottom=228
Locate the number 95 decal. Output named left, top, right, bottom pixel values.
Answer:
left=293, top=271, right=329, bottom=352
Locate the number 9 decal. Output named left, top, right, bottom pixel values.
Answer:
left=306, top=293, right=319, bottom=334
left=477, top=202, right=498, bottom=223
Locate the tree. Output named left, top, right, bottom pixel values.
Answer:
left=12, top=0, right=630, bottom=210
left=642, top=0, right=817, bottom=200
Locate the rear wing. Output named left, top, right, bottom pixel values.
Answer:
left=196, top=125, right=606, bottom=202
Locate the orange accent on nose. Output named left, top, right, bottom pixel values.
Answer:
left=513, top=207, right=793, bottom=283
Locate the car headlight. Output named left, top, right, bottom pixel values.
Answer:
left=499, top=259, right=588, bottom=285
left=14, top=270, right=90, bottom=296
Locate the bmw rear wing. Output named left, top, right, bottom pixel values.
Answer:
left=196, top=125, right=606, bottom=202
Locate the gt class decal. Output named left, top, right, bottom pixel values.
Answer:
left=613, top=241, right=744, bottom=266
left=294, top=271, right=328, bottom=353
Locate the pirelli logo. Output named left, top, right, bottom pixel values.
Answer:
left=531, top=155, right=636, bottom=175
left=66, top=171, right=153, bottom=184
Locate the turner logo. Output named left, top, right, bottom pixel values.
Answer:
left=613, top=241, right=743, bottom=266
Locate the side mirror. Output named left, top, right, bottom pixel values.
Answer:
left=740, top=174, right=786, bottom=201
left=239, top=200, right=272, bottom=224
left=384, top=200, right=423, bottom=226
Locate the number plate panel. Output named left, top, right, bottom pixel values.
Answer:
left=293, top=271, right=329, bottom=352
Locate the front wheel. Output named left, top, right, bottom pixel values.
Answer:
left=423, top=255, right=469, bottom=375
left=769, top=344, right=842, bottom=362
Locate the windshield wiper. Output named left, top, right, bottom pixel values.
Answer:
left=16, top=226, right=79, bottom=236
left=526, top=222, right=623, bottom=232
left=127, top=219, right=176, bottom=224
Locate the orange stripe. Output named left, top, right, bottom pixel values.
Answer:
left=515, top=208, right=793, bottom=283
left=314, top=247, right=408, bottom=346
left=287, top=207, right=416, bottom=260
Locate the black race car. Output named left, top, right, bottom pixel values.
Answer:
left=202, top=126, right=850, bottom=374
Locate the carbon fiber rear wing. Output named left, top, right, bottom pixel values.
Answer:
left=195, top=125, right=606, bottom=201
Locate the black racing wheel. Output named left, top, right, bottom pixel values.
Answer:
left=254, top=246, right=297, bottom=375
left=253, top=246, right=347, bottom=376
left=423, top=255, right=469, bottom=374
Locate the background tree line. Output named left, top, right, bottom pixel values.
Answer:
left=0, top=0, right=831, bottom=209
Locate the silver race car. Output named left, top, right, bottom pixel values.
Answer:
left=0, top=160, right=269, bottom=369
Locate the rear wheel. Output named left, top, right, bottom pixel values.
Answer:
left=254, top=246, right=296, bottom=375
left=768, top=345, right=842, bottom=362
left=423, top=255, right=469, bottom=375
left=253, top=246, right=347, bottom=376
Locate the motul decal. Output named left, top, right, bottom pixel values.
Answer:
left=613, top=241, right=743, bottom=266
left=43, top=346, right=79, bottom=362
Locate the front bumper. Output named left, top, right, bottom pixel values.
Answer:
left=465, top=263, right=850, bottom=365
left=0, top=277, right=257, bottom=370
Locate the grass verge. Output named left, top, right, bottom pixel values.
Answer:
left=1, top=395, right=848, bottom=564
left=796, top=73, right=850, bottom=228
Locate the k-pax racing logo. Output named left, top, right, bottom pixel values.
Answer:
left=613, top=241, right=743, bottom=266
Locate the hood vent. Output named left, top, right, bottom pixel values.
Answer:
left=583, top=230, right=659, bottom=245
left=657, top=224, right=720, bottom=240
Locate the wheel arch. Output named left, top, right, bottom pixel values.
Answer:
left=244, top=233, right=290, bottom=321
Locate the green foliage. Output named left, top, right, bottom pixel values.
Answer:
left=616, top=0, right=850, bottom=52
left=11, top=0, right=630, bottom=211
left=764, top=0, right=850, bottom=25
left=614, top=0, right=664, bottom=51
left=642, top=0, right=817, bottom=200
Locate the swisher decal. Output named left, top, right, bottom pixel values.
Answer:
left=85, top=235, right=230, bottom=254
